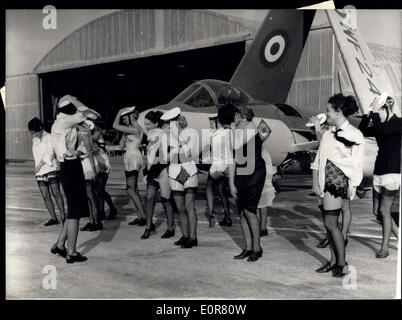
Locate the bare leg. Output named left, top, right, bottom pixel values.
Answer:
left=126, top=173, right=145, bottom=219
left=38, top=183, right=57, bottom=220
left=244, top=210, right=261, bottom=252
left=56, top=220, right=68, bottom=249
left=145, top=184, right=158, bottom=228
left=341, top=199, right=351, bottom=240
left=66, top=219, right=79, bottom=255
left=161, top=198, right=175, bottom=231
left=185, top=191, right=197, bottom=239
left=239, top=211, right=252, bottom=251
left=49, top=181, right=66, bottom=221
left=206, top=176, right=215, bottom=216
left=173, top=193, right=188, bottom=238
left=323, top=192, right=345, bottom=266
left=259, top=206, right=268, bottom=231
left=218, top=179, right=230, bottom=219
left=379, top=193, right=398, bottom=253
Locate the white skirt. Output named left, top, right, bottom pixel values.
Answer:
left=373, top=173, right=401, bottom=193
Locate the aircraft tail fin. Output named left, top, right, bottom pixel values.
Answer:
left=326, top=10, right=400, bottom=116
left=230, top=10, right=315, bottom=104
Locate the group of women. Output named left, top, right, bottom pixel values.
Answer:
left=309, top=92, right=400, bottom=277
left=28, top=92, right=400, bottom=271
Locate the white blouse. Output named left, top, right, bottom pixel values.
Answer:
left=311, top=120, right=365, bottom=200
left=168, top=128, right=199, bottom=179
left=210, top=128, right=232, bottom=173
left=32, top=131, right=59, bottom=176
left=51, top=112, right=87, bottom=162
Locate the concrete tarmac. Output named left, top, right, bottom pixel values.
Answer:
left=5, top=158, right=400, bottom=299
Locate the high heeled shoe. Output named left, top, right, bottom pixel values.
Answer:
left=332, top=264, right=348, bottom=277
left=174, top=236, right=188, bottom=246
left=234, top=250, right=252, bottom=260
left=141, top=224, right=156, bottom=239
left=316, top=238, right=329, bottom=248
left=50, top=244, right=67, bottom=258
left=180, top=238, right=198, bottom=248
left=66, top=252, right=88, bottom=264
left=219, top=217, right=232, bottom=227
left=44, top=219, right=59, bottom=226
left=137, top=218, right=147, bottom=226
left=247, top=249, right=263, bottom=262
left=260, top=229, right=268, bottom=237
left=376, top=250, right=389, bottom=259
left=161, top=229, right=175, bottom=239
left=315, top=261, right=336, bottom=273
left=107, top=209, right=118, bottom=221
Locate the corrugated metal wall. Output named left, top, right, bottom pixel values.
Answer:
left=35, top=9, right=251, bottom=73
left=286, top=27, right=334, bottom=111
left=287, top=19, right=401, bottom=113
left=5, top=74, right=39, bottom=160
left=7, top=9, right=253, bottom=160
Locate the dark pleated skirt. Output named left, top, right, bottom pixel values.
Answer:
left=234, top=159, right=266, bottom=214
left=60, top=158, right=89, bottom=219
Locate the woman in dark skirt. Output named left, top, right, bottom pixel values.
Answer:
left=312, top=94, right=365, bottom=277
left=358, top=94, right=401, bottom=258
left=220, top=104, right=266, bottom=262
left=50, top=95, right=94, bottom=263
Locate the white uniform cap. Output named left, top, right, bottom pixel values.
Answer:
left=84, top=120, right=95, bottom=131
left=58, top=100, right=71, bottom=108
left=377, top=92, right=388, bottom=108
left=121, top=106, right=136, bottom=116
left=306, top=113, right=327, bottom=127
left=208, top=113, right=218, bottom=119
left=86, top=111, right=100, bottom=120
left=160, top=107, right=181, bottom=121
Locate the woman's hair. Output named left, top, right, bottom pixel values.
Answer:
left=218, top=103, right=239, bottom=126
left=58, top=103, right=77, bottom=115
left=385, top=96, right=395, bottom=111
left=239, top=106, right=254, bottom=121
left=328, top=93, right=359, bottom=117
left=145, top=110, right=163, bottom=127
left=120, top=114, right=132, bottom=126
left=28, top=117, right=43, bottom=132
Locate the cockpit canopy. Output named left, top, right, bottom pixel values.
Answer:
left=172, top=80, right=251, bottom=108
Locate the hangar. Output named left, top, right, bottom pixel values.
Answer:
left=5, top=9, right=401, bottom=160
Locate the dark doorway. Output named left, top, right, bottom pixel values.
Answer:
left=39, top=41, right=246, bottom=132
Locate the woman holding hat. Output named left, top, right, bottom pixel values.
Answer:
left=161, top=107, right=199, bottom=248
left=220, top=104, right=266, bottom=262
left=50, top=94, right=95, bottom=263
left=308, top=114, right=352, bottom=250
left=113, top=106, right=146, bottom=226
left=358, top=93, right=401, bottom=258
left=28, top=117, right=65, bottom=226
left=77, top=119, right=103, bottom=232
left=206, top=113, right=232, bottom=228
left=237, top=106, right=275, bottom=239
left=313, top=93, right=364, bottom=277
left=141, top=110, right=175, bottom=239
left=91, top=124, right=118, bottom=221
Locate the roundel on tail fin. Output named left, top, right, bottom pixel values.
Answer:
left=259, top=30, right=289, bottom=68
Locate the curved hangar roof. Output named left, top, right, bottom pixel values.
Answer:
left=34, top=9, right=254, bottom=74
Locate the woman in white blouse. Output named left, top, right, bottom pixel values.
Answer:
left=312, top=93, right=365, bottom=277
left=161, top=108, right=199, bottom=249
left=28, top=117, right=65, bottom=226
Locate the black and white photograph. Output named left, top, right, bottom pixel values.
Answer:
left=3, top=1, right=401, bottom=305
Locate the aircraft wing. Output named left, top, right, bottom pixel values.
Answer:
left=288, top=141, right=319, bottom=153
left=326, top=10, right=400, bottom=116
